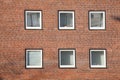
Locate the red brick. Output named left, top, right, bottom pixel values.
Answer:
left=0, top=0, right=120, bottom=80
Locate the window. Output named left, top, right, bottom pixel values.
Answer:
left=90, top=49, right=106, bottom=68
left=89, top=11, right=105, bottom=30
left=26, top=49, right=42, bottom=68
left=59, top=11, right=75, bottom=29
left=25, top=11, right=42, bottom=29
left=59, top=49, right=75, bottom=68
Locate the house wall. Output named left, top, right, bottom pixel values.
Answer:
left=0, top=0, right=120, bottom=80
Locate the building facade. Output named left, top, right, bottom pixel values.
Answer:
left=0, top=0, right=120, bottom=80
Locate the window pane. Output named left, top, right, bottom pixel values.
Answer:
left=27, top=51, right=41, bottom=66
left=27, top=13, right=31, bottom=27
left=60, top=13, right=73, bottom=27
left=91, top=51, right=104, bottom=65
left=61, top=51, right=73, bottom=65
left=27, top=13, right=40, bottom=27
left=91, top=13, right=103, bottom=27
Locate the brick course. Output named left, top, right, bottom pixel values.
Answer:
left=0, top=0, right=120, bottom=80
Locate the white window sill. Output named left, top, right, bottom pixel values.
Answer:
left=59, top=27, right=75, bottom=30
left=26, top=66, right=42, bottom=68
left=26, top=27, right=42, bottom=29
left=91, top=65, right=106, bottom=68
left=90, top=26, right=105, bottom=30
left=60, top=65, right=75, bottom=68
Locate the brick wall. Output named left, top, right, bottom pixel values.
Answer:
left=0, top=0, right=120, bottom=80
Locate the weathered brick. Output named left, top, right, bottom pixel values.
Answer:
left=0, top=0, right=120, bottom=80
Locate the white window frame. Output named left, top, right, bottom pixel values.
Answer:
left=26, top=49, right=42, bottom=68
left=59, top=11, right=75, bottom=30
left=89, top=11, right=105, bottom=30
left=90, top=49, right=106, bottom=68
left=25, top=11, right=42, bottom=29
left=59, top=49, right=75, bottom=68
